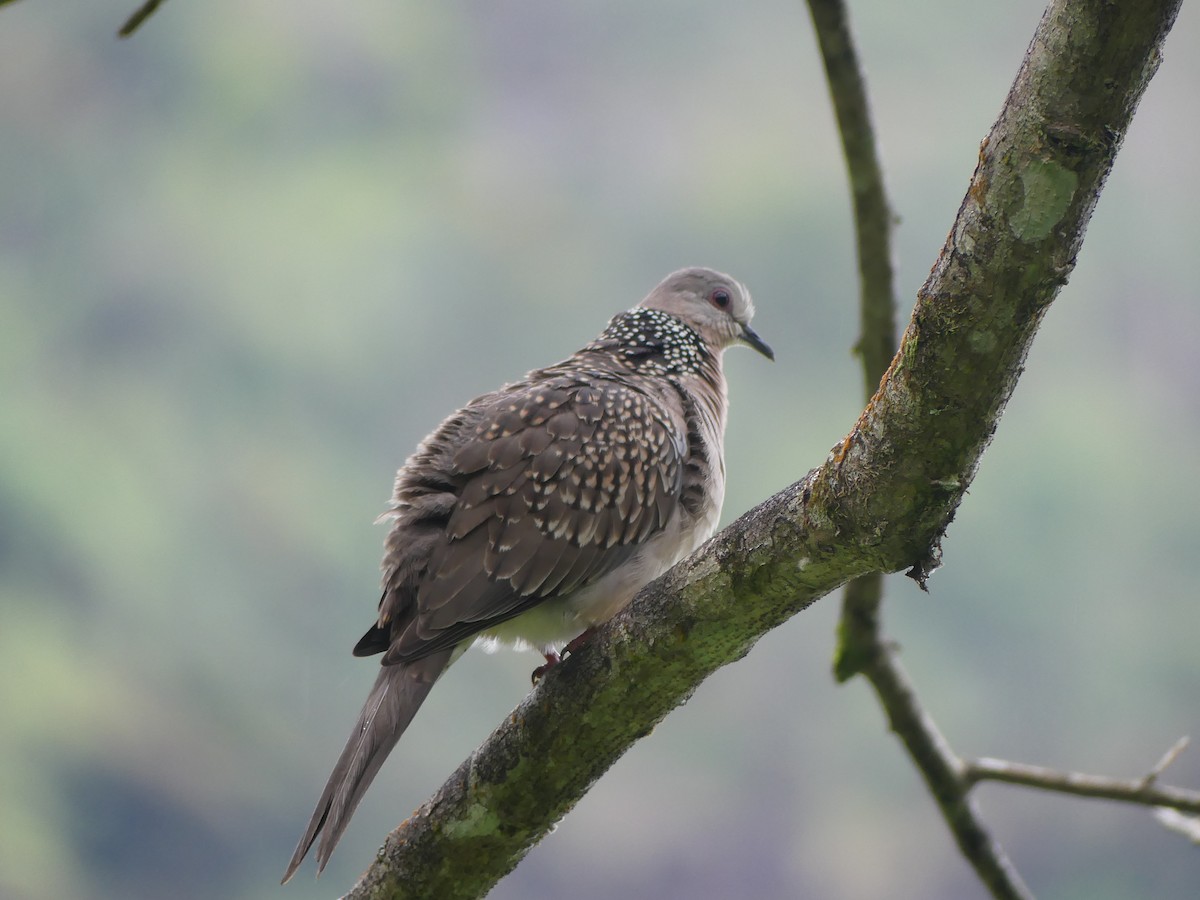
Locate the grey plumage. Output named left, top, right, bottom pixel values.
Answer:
left=283, top=267, right=771, bottom=882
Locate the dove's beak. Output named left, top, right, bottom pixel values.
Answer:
left=739, top=324, right=774, bottom=361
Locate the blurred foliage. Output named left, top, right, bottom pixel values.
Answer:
left=1, top=1, right=1197, bottom=898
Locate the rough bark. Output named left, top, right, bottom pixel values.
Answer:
left=345, top=1, right=1181, bottom=896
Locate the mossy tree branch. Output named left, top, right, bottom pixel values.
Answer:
left=345, top=0, right=1182, bottom=896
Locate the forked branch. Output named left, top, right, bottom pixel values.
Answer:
left=808, top=1, right=1186, bottom=899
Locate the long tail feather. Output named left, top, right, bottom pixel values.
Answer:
left=282, top=650, right=452, bottom=882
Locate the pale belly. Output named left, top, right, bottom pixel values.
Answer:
left=475, top=496, right=723, bottom=656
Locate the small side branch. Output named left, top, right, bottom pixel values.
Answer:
left=964, top=740, right=1200, bottom=814
left=1154, top=809, right=1200, bottom=844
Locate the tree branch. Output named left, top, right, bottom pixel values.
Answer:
left=804, top=0, right=897, bottom=391
left=345, top=0, right=1182, bottom=896
left=808, top=1, right=1031, bottom=896
left=860, top=651, right=1034, bottom=899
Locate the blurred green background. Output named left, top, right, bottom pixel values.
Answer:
left=2, top=1, right=1197, bottom=898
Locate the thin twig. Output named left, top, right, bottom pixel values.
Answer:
left=964, top=751, right=1200, bottom=814
left=1154, top=808, right=1200, bottom=844
left=806, top=1, right=1031, bottom=897
left=118, top=0, right=166, bottom=38
left=1142, top=735, right=1190, bottom=787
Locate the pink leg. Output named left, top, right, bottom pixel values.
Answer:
left=531, top=650, right=561, bottom=683
left=562, top=627, right=597, bottom=657
left=529, top=628, right=598, bottom=683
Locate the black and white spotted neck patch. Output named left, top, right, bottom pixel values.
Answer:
left=596, top=308, right=710, bottom=375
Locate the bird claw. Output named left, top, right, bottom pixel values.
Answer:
left=530, top=628, right=598, bottom=683
left=531, top=651, right=561, bottom=684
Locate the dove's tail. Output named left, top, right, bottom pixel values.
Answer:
left=282, top=650, right=452, bottom=882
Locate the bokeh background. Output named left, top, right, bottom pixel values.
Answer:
left=2, top=1, right=1198, bottom=898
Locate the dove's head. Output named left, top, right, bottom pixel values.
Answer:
left=639, top=267, right=773, bottom=361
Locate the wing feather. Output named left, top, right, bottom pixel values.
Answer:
left=369, top=375, right=685, bottom=665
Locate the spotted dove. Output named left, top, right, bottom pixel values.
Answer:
left=283, top=267, right=772, bottom=881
